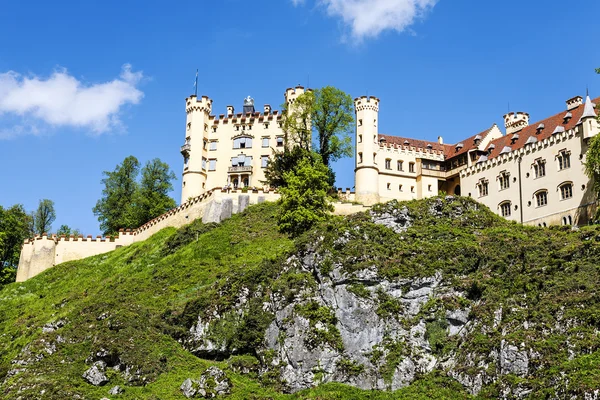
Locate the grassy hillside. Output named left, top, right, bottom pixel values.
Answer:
left=1, top=197, right=599, bottom=399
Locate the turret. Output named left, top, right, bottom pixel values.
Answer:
left=354, top=95, right=380, bottom=206
left=181, top=94, right=213, bottom=203
left=284, top=86, right=306, bottom=108
left=503, top=112, right=529, bottom=135
left=580, top=95, right=598, bottom=140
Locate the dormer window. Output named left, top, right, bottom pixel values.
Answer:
left=536, top=123, right=545, bottom=134
left=487, top=144, right=496, bottom=154
left=474, top=135, right=482, bottom=145
left=427, top=144, right=433, bottom=150
left=510, top=134, right=519, bottom=144
left=455, top=143, right=464, bottom=152
left=563, top=112, right=572, bottom=124
left=403, top=140, right=410, bottom=146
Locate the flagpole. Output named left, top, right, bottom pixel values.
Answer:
left=194, top=69, right=198, bottom=97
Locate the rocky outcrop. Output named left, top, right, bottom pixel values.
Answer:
left=181, top=367, right=231, bottom=398
left=82, top=361, right=109, bottom=386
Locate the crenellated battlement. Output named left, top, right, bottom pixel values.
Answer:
left=208, top=110, right=283, bottom=125
left=354, top=96, right=380, bottom=112
left=186, top=95, right=213, bottom=114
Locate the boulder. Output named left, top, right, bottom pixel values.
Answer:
left=82, top=361, right=109, bottom=386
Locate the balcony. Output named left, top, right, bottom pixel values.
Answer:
left=228, top=166, right=253, bottom=173
left=180, top=143, right=191, bottom=155
left=417, top=163, right=447, bottom=178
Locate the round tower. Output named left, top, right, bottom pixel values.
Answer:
left=181, top=94, right=213, bottom=203
left=354, top=96, right=380, bottom=206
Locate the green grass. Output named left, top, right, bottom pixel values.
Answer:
left=1, top=196, right=600, bottom=398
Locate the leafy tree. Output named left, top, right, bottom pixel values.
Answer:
left=93, top=156, right=141, bottom=235
left=33, top=199, right=56, bottom=235
left=277, top=154, right=333, bottom=236
left=584, top=68, right=600, bottom=222
left=0, top=204, right=31, bottom=287
left=277, top=86, right=354, bottom=188
left=56, top=225, right=81, bottom=237
left=93, top=156, right=177, bottom=235
left=134, top=159, right=177, bottom=225
left=263, top=146, right=313, bottom=189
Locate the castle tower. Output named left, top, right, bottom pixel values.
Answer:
left=181, top=94, right=213, bottom=203
left=580, top=94, right=598, bottom=140
left=354, top=96, right=380, bottom=206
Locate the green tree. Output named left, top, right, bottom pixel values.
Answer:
left=278, top=86, right=354, bottom=188
left=93, top=156, right=177, bottom=235
left=277, top=154, right=333, bottom=236
left=33, top=199, right=56, bottom=235
left=584, top=68, right=600, bottom=221
left=93, top=156, right=141, bottom=235
left=134, top=159, right=177, bottom=225
left=263, top=146, right=313, bottom=189
left=56, top=225, right=81, bottom=237
left=0, top=204, right=31, bottom=287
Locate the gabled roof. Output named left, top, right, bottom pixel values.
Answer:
left=377, top=134, right=446, bottom=154
left=484, top=96, right=599, bottom=160
left=444, top=125, right=497, bottom=159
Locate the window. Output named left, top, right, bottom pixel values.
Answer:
left=262, top=137, right=269, bottom=148
left=233, top=137, right=253, bottom=149
left=385, top=159, right=391, bottom=170
left=428, top=184, right=432, bottom=192
left=209, top=141, right=217, bottom=151
left=358, top=119, right=363, bottom=126
left=411, top=186, right=415, bottom=193
left=498, top=171, right=510, bottom=190
left=387, top=183, right=391, bottom=190
left=500, top=202, right=511, bottom=217
left=276, top=137, right=284, bottom=147
left=202, top=157, right=207, bottom=170
left=533, top=159, right=546, bottom=178
left=184, top=157, right=189, bottom=168
left=397, top=160, right=403, bottom=171
left=557, top=150, right=571, bottom=170
left=477, top=179, right=489, bottom=197
left=212, top=126, right=217, bottom=133
left=535, top=191, right=548, bottom=207
left=409, top=162, right=415, bottom=173
left=560, top=183, right=573, bottom=200
left=399, top=184, right=403, bottom=191
left=264, top=123, right=269, bottom=129
left=203, top=140, right=208, bottom=150
left=358, top=135, right=362, bottom=143
left=261, top=155, right=269, bottom=168
left=186, top=122, right=191, bottom=131
left=208, top=159, right=216, bottom=171
left=358, top=152, right=363, bottom=163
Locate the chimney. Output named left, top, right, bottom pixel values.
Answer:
left=503, top=112, right=529, bottom=135
left=566, top=96, right=583, bottom=111
left=264, top=104, right=271, bottom=114
left=227, top=106, right=234, bottom=117
left=438, top=136, right=443, bottom=144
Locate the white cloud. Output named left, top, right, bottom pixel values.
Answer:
left=293, top=0, right=438, bottom=40
left=0, top=64, right=144, bottom=136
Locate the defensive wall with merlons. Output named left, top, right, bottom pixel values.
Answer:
left=16, top=188, right=368, bottom=282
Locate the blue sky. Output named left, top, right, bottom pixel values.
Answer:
left=1, top=0, right=599, bottom=235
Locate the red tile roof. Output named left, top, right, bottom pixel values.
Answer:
left=377, top=134, right=446, bottom=154
left=484, top=97, right=599, bottom=160
left=443, top=126, right=497, bottom=159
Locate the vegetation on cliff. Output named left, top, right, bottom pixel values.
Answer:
left=1, top=196, right=600, bottom=399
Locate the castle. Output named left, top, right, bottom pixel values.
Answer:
left=15, top=86, right=599, bottom=282
left=353, top=94, right=599, bottom=226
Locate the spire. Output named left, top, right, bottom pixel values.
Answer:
left=578, top=94, right=596, bottom=123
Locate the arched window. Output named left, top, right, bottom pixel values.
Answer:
left=499, top=201, right=511, bottom=217
left=534, top=190, right=548, bottom=207
left=559, top=182, right=573, bottom=200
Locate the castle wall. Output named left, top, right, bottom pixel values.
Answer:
left=461, top=125, right=597, bottom=226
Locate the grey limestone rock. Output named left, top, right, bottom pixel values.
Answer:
left=238, top=194, right=250, bottom=213
left=499, top=340, right=529, bottom=377
left=370, top=203, right=412, bottom=233
left=181, top=367, right=231, bottom=398
left=108, top=385, right=123, bottom=395
left=202, top=198, right=233, bottom=224
left=82, top=361, right=109, bottom=386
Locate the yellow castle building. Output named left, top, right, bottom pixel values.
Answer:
left=354, top=94, right=599, bottom=226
